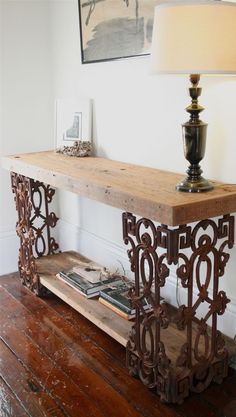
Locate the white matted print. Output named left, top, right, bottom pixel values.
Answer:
left=55, top=98, right=92, bottom=148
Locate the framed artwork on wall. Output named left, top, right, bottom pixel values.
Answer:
left=78, top=0, right=158, bottom=64
left=55, top=98, right=92, bottom=149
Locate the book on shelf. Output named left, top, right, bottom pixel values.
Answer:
left=99, top=297, right=135, bottom=320
left=99, top=283, right=152, bottom=316
left=56, top=268, right=123, bottom=298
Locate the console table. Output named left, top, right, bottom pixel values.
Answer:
left=2, top=150, right=236, bottom=404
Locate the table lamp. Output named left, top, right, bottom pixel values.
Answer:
left=150, top=0, right=236, bottom=192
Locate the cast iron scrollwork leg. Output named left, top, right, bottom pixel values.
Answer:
left=123, top=212, right=234, bottom=404
left=11, top=173, right=59, bottom=296
left=30, top=180, right=59, bottom=257
left=123, top=212, right=172, bottom=402
left=175, top=215, right=234, bottom=394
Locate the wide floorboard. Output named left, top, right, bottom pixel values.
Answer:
left=1, top=273, right=236, bottom=417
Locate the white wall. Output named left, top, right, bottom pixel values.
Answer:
left=1, top=0, right=236, bottom=338
left=0, top=0, right=54, bottom=273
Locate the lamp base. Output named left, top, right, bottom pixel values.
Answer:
left=177, top=74, right=214, bottom=194
left=176, top=176, right=213, bottom=193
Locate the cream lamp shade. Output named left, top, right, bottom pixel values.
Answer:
left=150, top=0, right=236, bottom=75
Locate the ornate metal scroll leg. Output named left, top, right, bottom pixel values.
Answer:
left=11, top=173, right=41, bottom=294
left=123, top=212, right=235, bottom=404
left=11, top=173, right=60, bottom=296
left=175, top=214, right=234, bottom=395
left=122, top=212, right=173, bottom=403
left=30, top=179, right=59, bottom=257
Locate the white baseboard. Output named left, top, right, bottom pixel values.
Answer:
left=0, top=227, right=19, bottom=275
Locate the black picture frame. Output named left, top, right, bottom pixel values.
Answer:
left=78, top=0, right=158, bottom=64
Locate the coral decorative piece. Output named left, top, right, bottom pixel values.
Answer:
left=56, top=140, right=92, bottom=157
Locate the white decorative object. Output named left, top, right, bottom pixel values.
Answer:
left=55, top=98, right=92, bottom=149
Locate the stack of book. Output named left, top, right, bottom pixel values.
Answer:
left=99, top=283, right=152, bottom=320
left=57, top=262, right=123, bottom=298
left=57, top=260, right=154, bottom=321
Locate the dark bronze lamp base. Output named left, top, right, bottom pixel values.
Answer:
left=176, top=176, right=213, bottom=193
left=177, top=74, right=214, bottom=194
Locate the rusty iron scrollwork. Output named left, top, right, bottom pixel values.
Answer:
left=123, top=212, right=234, bottom=403
left=30, top=180, right=59, bottom=257
left=123, top=212, right=172, bottom=402
left=11, top=173, right=59, bottom=295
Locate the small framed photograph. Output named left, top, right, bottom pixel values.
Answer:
left=55, top=98, right=92, bottom=148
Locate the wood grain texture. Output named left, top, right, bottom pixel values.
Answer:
left=1, top=273, right=236, bottom=417
left=0, top=274, right=173, bottom=417
left=0, top=294, right=143, bottom=417
left=0, top=274, right=179, bottom=417
left=0, top=376, right=29, bottom=417
left=0, top=340, right=67, bottom=417
left=2, top=151, right=236, bottom=225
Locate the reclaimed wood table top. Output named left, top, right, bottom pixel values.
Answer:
left=2, top=150, right=236, bottom=226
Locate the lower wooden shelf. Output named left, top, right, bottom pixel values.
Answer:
left=36, top=250, right=130, bottom=346
left=36, top=251, right=236, bottom=370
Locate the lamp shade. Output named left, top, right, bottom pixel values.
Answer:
left=150, top=0, right=236, bottom=75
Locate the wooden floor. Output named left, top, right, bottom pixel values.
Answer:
left=1, top=274, right=236, bottom=417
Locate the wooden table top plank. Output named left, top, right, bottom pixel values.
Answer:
left=2, top=150, right=236, bottom=225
